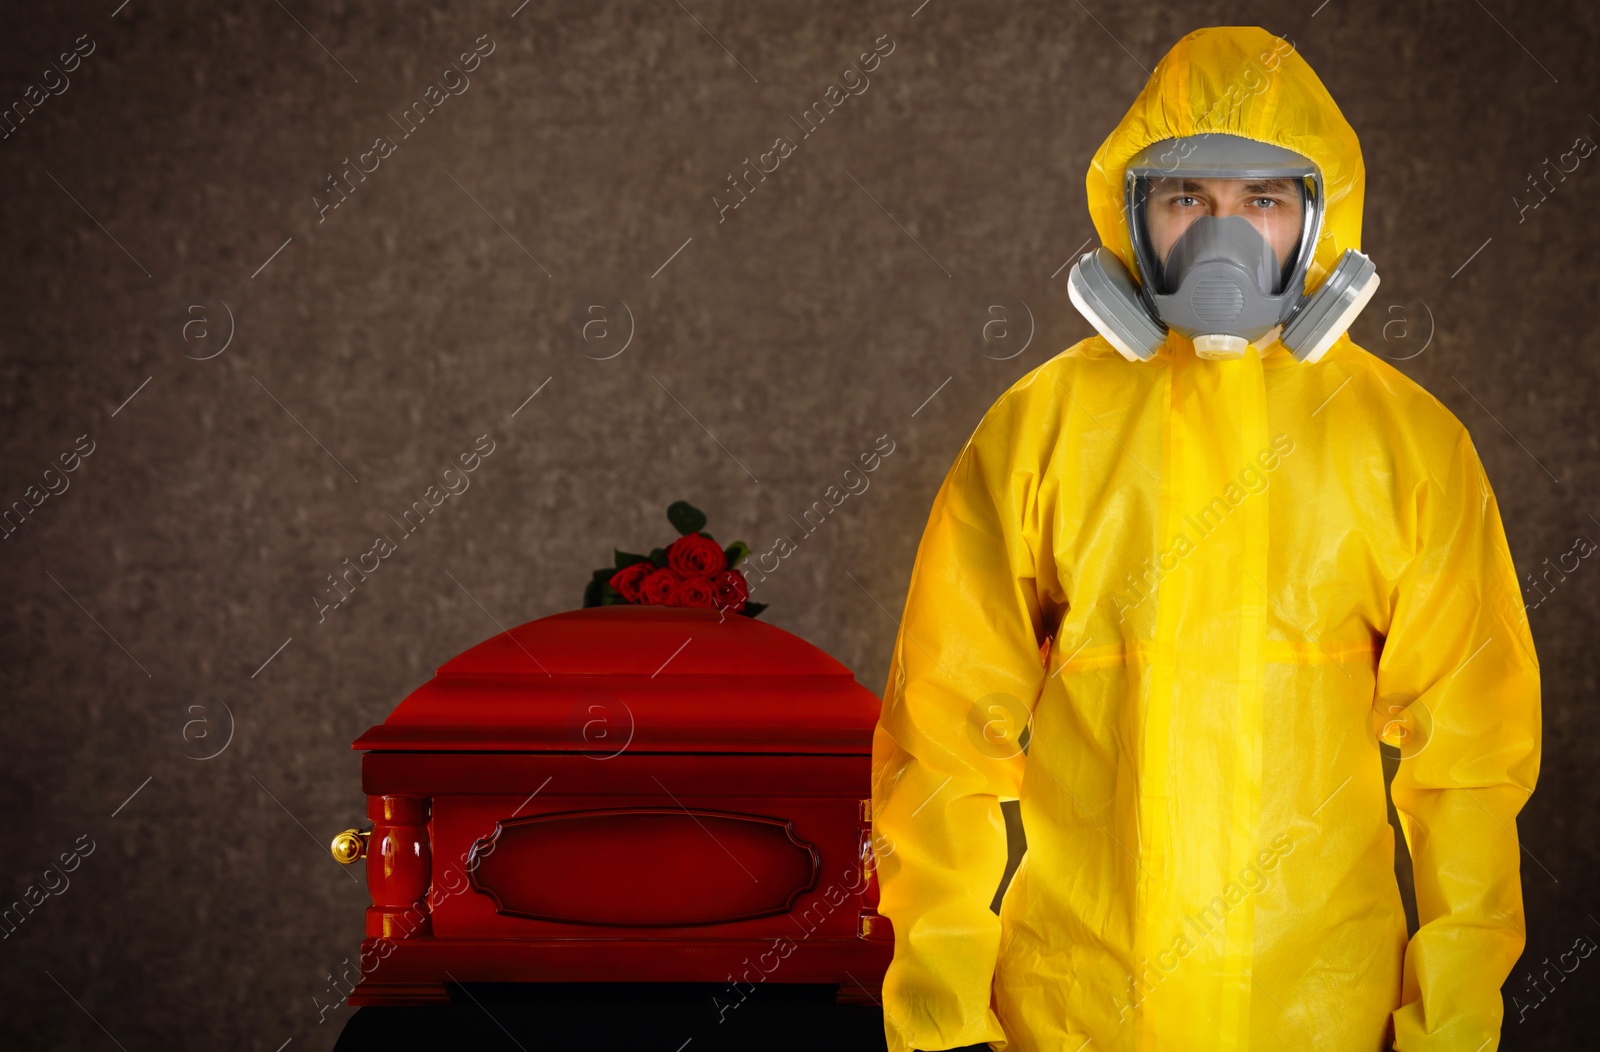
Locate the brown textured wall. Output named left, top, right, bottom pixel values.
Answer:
left=1, top=1, right=1595, bottom=1048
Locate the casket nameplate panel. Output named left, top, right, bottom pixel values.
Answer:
left=467, top=807, right=819, bottom=927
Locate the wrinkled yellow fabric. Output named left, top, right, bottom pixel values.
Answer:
left=871, top=25, right=1542, bottom=1052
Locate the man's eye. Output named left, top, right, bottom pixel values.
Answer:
left=1251, top=197, right=1279, bottom=208
left=1174, top=196, right=1199, bottom=207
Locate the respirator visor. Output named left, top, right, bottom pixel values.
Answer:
left=1127, top=135, right=1322, bottom=358
left=1068, top=133, right=1379, bottom=364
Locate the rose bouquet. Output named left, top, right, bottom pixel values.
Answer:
left=583, top=501, right=766, bottom=619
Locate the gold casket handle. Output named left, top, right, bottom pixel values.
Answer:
left=330, top=827, right=371, bottom=865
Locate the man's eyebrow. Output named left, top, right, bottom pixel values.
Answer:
left=1241, top=178, right=1295, bottom=193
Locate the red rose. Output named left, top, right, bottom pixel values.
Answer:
left=639, top=567, right=682, bottom=605
left=677, top=576, right=719, bottom=609
left=710, top=568, right=749, bottom=613
left=666, top=532, right=727, bottom=578
left=608, top=561, right=654, bottom=603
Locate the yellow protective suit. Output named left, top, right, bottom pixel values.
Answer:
left=870, top=25, right=1541, bottom=1052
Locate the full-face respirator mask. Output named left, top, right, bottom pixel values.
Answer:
left=1068, top=134, right=1379, bottom=363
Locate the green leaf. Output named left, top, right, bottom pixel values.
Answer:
left=583, top=578, right=602, bottom=608
left=614, top=548, right=651, bottom=569
left=741, top=601, right=768, bottom=618
left=667, top=501, right=707, bottom=535
left=723, top=541, right=750, bottom=567
left=649, top=547, right=668, bottom=566
left=593, top=566, right=619, bottom=582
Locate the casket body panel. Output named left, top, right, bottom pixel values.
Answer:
left=345, top=606, right=893, bottom=1006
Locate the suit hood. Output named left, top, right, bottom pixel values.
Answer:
left=1086, top=26, right=1365, bottom=298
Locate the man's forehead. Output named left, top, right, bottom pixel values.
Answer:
left=1150, top=176, right=1298, bottom=194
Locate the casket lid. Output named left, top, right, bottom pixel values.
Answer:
left=352, top=605, right=884, bottom=754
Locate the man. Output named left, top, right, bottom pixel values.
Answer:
left=870, top=25, right=1541, bottom=1052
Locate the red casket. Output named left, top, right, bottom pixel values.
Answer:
left=337, top=604, right=895, bottom=1007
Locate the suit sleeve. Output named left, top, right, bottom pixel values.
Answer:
left=871, top=397, right=1047, bottom=1052
left=1382, top=429, right=1543, bottom=1051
